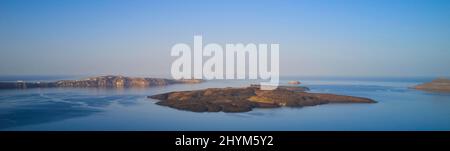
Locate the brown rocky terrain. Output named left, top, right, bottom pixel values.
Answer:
left=0, top=75, right=202, bottom=89
left=288, top=80, right=301, bottom=85
left=149, top=85, right=376, bottom=113
left=414, top=78, right=450, bottom=92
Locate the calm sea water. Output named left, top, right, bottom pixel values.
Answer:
left=1, top=76, right=450, bottom=131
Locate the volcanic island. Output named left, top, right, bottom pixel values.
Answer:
left=149, top=84, right=376, bottom=113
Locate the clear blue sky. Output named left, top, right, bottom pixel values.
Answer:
left=1, top=0, right=449, bottom=77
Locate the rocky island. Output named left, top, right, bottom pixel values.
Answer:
left=149, top=85, right=376, bottom=113
left=0, top=75, right=202, bottom=89
left=288, top=80, right=301, bottom=85
left=414, top=78, right=450, bottom=92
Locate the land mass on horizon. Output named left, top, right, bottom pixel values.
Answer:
left=414, top=78, right=450, bottom=92
left=0, top=75, right=202, bottom=89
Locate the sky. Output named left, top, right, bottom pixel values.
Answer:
left=0, top=0, right=449, bottom=77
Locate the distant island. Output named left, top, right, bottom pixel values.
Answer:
left=149, top=84, right=376, bottom=113
left=288, top=80, right=301, bottom=85
left=0, top=75, right=202, bottom=89
left=414, top=78, right=450, bottom=92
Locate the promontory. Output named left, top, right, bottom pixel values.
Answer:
left=414, top=78, right=450, bottom=92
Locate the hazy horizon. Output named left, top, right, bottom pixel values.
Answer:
left=1, top=0, right=450, bottom=77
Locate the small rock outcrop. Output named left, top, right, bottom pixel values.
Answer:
left=288, top=80, right=301, bottom=85
left=149, top=85, right=376, bottom=113
left=414, top=78, right=450, bottom=92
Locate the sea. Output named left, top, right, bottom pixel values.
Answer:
left=1, top=76, right=450, bottom=131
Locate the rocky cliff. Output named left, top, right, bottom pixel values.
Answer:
left=0, top=75, right=202, bottom=89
